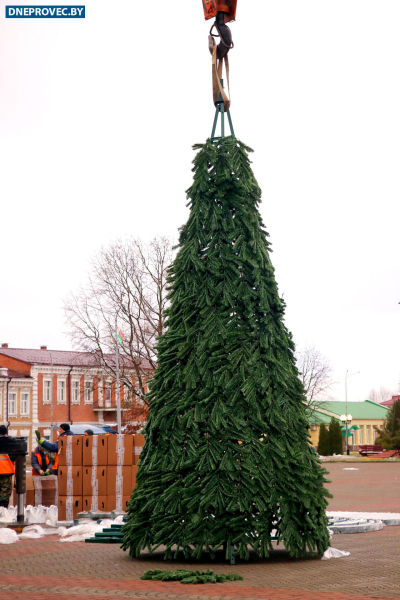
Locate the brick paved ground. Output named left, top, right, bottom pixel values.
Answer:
left=0, top=462, right=399, bottom=600
left=324, top=462, right=400, bottom=512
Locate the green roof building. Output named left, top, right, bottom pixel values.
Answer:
left=309, top=400, right=389, bottom=449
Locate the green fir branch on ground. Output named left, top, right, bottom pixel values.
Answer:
left=141, top=569, right=243, bottom=584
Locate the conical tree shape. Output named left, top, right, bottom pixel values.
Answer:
left=122, top=137, right=331, bottom=561
left=328, top=418, right=343, bottom=455
left=317, top=423, right=329, bottom=456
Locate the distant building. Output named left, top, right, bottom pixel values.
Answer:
left=380, top=395, right=400, bottom=408
left=0, top=345, right=152, bottom=450
left=309, top=400, right=390, bottom=450
left=0, top=367, right=33, bottom=448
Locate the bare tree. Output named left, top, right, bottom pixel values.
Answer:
left=368, top=386, right=394, bottom=405
left=64, top=236, right=175, bottom=406
left=295, top=345, right=335, bottom=411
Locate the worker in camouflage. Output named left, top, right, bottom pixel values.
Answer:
left=0, top=473, right=13, bottom=507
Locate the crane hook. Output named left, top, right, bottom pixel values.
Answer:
left=209, top=11, right=234, bottom=59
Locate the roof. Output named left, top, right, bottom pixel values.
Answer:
left=380, top=396, right=400, bottom=408
left=0, top=348, right=152, bottom=370
left=314, top=400, right=389, bottom=420
left=0, top=369, right=33, bottom=379
left=309, top=410, right=335, bottom=425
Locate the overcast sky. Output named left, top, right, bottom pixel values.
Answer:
left=0, top=0, right=399, bottom=402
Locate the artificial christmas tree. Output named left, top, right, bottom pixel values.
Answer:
left=122, top=137, right=331, bottom=561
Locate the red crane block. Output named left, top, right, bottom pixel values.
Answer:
left=202, top=0, right=237, bottom=22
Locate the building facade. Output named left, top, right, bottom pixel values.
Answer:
left=309, top=400, right=390, bottom=450
left=0, top=367, right=34, bottom=449
left=0, top=345, right=151, bottom=450
left=380, top=395, right=400, bottom=408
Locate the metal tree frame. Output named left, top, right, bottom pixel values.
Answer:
left=211, top=79, right=235, bottom=142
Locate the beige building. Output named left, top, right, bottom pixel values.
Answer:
left=0, top=367, right=34, bottom=449
left=309, top=400, right=390, bottom=450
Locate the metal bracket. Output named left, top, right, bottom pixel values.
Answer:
left=211, top=79, right=235, bottom=142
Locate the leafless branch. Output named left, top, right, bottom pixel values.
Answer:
left=295, top=344, right=335, bottom=413
left=64, top=236, right=175, bottom=408
left=367, top=386, right=395, bottom=405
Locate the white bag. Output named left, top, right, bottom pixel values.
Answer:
left=0, top=506, right=17, bottom=523
left=0, top=528, right=19, bottom=544
left=18, top=524, right=46, bottom=539
left=322, top=547, right=350, bottom=560
left=45, top=505, right=58, bottom=526
left=25, top=506, right=48, bottom=523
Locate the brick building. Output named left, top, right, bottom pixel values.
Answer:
left=380, top=395, right=400, bottom=408
left=0, top=345, right=151, bottom=450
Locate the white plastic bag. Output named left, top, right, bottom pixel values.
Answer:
left=0, top=506, right=17, bottom=523
left=25, top=506, right=48, bottom=523
left=113, top=515, right=124, bottom=524
left=46, top=505, right=58, bottom=526
left=1, top=505, right=58, bottom=524
left=322, top=547, right=350, bottom=560
left=98, top=519, right=114, bottom=527
left=59, top=521, right=104, bottom=542
left=18, top=524, right=46, bottom=539
left=0, top=528, right=19, bottom=544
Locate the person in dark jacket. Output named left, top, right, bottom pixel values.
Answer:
left=31, top=446, right=52, bottom=476
left=38, top=423, right=73, bottom=475
left=84, top=429, right=94, bottom=436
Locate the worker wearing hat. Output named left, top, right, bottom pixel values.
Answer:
left=37, top=423, right=73, bottom=475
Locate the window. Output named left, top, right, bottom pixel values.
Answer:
left=84, top=381, right=92, bottom=404
left=20, top=431, right=30, bottom=447
left=20, top=393, right=29, bottom=415
left=43, top=380, right=51, bottom=403
left=105, top=385, right=111, bottom=407
left=366, top=425, right=370, bottom=444
left=58, top=379, right=66, bottom=404
left=358, top=427, right=363, bottom=445
left=372, top=427, right=377, bottom=442
left=8, top=393, right=17, bottom=416
left=71, top=380, right=80, bottom=404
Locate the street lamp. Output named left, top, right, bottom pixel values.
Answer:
left=340, top=413, right=353, bottom=454
left=345, top=370, right=360, bottom=455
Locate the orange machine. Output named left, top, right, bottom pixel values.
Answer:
left=202, top=0, right=237, bottom=23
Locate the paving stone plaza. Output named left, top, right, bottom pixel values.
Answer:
left=1, top=461, right=399, bottom=600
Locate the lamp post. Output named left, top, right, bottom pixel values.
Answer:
left=341, top=413, right=353, bottom=455
left=344, top=370, right=360, bottom=455
left=115, top=314, right=121, bottom=435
